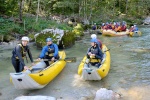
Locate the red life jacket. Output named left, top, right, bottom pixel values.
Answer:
left=97, top=39, right=102, bottom=49
left=120, top=25, right=126, bottom=31
left=129, top=27, right=134, bottom=32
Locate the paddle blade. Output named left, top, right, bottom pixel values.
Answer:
left=64, top=57, right=76, bottom=62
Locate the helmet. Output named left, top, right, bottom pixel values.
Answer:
left=102, top=23, right=105, bottom=26
left=114, top=22, right=116, bottom=25
left=94, top=23, right=96, bottom=25
left=21, top=36, right=29, bottom=41
left=46, top=38, right=52, bottom=42
left=90, top=38, right=98, bottom=43
left=134, top=25, right=136, bottom=27
left=91, top=34, right=97, bottom=39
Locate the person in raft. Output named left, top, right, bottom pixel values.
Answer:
left=37, top=38, right=59, bottom=67
left=91, top=34, right=103, bottom=49
left=86, top=38, right=104, bottom=68
left=92, top=23, right=97, bottom=30
left=12, top=36, right=34, bottom=73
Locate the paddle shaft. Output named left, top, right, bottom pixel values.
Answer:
left=34, top=57, right=76, bottom=62
left=104, top=49, right=110, bottom=52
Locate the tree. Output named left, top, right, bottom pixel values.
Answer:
left=36, top=0, right=40, bottom=22
left=19, top=0, right=23, bottom=21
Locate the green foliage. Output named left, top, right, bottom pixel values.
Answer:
left=72, top=23, right=84, bottom=36
left=0, top=17, right=15, bottom=35
left=0, top=15, right=73, bottom=36
left=28, top=33, right=35, bottom=42
left=0, top=0, right=149, bottom=26
left=35, top=30, right=75, bottom=48
left=0, top=0, right=18, bottom=15
left=61, top=31, right=75, bottom=48
left=36, top=32, right=59, bottom=48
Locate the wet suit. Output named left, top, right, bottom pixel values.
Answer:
left=39, top=43, right=59, bottom=67
left=12, top=44, right=33, bottom=73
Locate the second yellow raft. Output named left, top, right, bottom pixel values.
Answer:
left=78, top=44, right=111, bottom=80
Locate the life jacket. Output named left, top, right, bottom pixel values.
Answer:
left=101, top=26, right=105, bottom=29
left=115, top=26, right=121, bottom=32
left=46, top=44, right=55, bottom=57
left=90, top=58, right=101, bottom=63
left=12, top=44, right=27, bottom=59
left=89, top=46, right=101, bottom=63
left=111, top=25, right=115, bottom=30
left=107, top=24, right=112, bottom=29
left=120, top=25, right=126, bottom=31
left=129, top=27, right=134, bottom=32
left=103, top=25, right=107, bottom=30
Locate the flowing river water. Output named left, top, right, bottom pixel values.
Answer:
left=0, top=26, right=150, bottom=100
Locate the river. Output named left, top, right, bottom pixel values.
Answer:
left=0, top=26, right=150, bottom=100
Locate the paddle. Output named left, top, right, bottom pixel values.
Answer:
left=104, top=49, right=110, bottom=52
left=24, top=57, right=76, bottom=73
left=34, top=57, right=76, bottom=63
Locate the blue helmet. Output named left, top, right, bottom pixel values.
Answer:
left=90, top=38, right=98, bottom=43
left=46, top=38, right=52, bottom=42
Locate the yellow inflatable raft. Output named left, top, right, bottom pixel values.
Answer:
left=102, top=29, right=129, bottom=37
left=78, top=44, right=111, bottom=80
left=10, top=51, right=66, bottom=89
left=129, top=31, right=142, bottom=37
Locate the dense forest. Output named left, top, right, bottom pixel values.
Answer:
left=1, top=0, right=149, bottom=21
left=0, top=0, right=150, bottom=41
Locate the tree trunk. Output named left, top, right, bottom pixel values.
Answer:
left=2, top=35, right=4, bottom=43
left=88, top=0, right=93, bottom=21
left=113, top=0, right=116, bottom=17
left=36, top=0, right=40, bottom=22
left=19, top=0, right=23, bottom=21
left=83, top=0, right=85, bottom=19
left=119, top=0, right=120, bottom=13
left=28, top=0, right=32, bottom=12
left=125, top=0, right=128, bottom=14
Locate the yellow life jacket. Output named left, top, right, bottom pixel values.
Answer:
left=89, top=56, right=101, bottom=63
left=15, top=44, right=27, bottom=59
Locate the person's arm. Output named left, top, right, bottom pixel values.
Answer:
left=39, top=46, right=47, bottom=58
left=27, top=46, right=33, bottom=63
left=15, top=45, right=25, bottom=67
left=95, top=47, right=103, bottom=60
left=53, top=44, right=59, bottom=57
left=87, top=47, right=91, bottom=54
left=86, top=47, right=92, bottom=57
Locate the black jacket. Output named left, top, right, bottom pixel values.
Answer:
left=12, top=44, right=33, bottom=67
left=87, top=45, right=103, bottom=60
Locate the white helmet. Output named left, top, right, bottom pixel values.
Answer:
left=91, top=34, right=97, bottom=39
left=21, top=36, right=29, bottom=41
